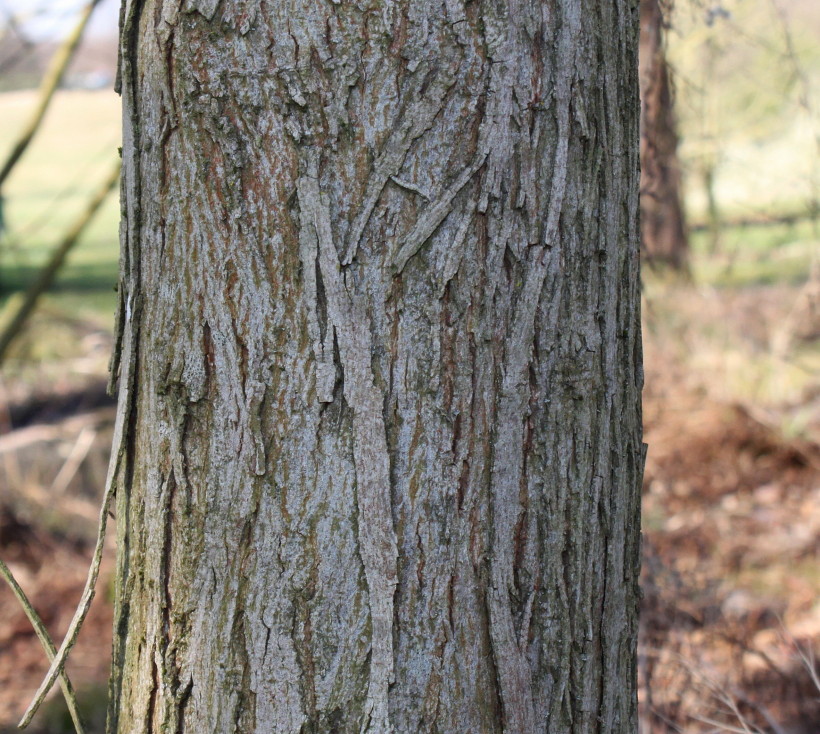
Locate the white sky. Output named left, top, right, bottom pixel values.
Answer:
left=0, top=0, right=119, bottom=40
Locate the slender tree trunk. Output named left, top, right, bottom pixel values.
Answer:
left=702, top=162, right=721, bottom=255
left=639, top=0, right=689, bottom=270
left=108, top=1, right=643, bottom=732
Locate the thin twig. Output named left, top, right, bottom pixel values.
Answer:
left=17, top=475, right=116, bottom=728
left=692, top=716, right=761, bottom=734
left=0, top=0, right=103, bottom=190
left=51, top=426, right=97, bottom=495
left=795, top=643, right=820, bottom=693
left=779, top=624, right=820, bottom=693
left=0, top=559, right=86, bottom=734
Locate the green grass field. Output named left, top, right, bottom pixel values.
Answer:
left=688, top=221, right=817, bottom=288
left=0, top=89, right=121, bottom=326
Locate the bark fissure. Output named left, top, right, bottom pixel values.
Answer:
left=109, top=1, right=642, bottom=731
left=297, top=159, right=398, bottom=734
left=391, top=152, right=487, bottom=274
left=342, top=61, right=462, bottom=266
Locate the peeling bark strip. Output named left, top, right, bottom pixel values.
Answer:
left=109, top=1, right=643, bottom=733
left=297, top=158, right=398, bottom=733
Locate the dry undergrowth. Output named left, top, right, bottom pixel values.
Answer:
left=0, top=277, right=817, bottom=732
left=640, top=276, right=820, bottom=733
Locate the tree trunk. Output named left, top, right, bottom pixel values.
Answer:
left=639, top=0, right=689, bottom=270
left=107, top=1, right=643, bottom=732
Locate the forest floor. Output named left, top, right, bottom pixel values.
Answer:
left=0, top=264, right=817, bottom=733
left=640, top=275, right=820, bottom=733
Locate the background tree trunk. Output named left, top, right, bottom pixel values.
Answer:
left=639, top=0, right=689, bottom=270
left=108, top=1, right=643, bottom=732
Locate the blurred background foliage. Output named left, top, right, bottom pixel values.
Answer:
left=670, top=0, right=820, bottom=223
left=0, top=0, right=817, bottom=732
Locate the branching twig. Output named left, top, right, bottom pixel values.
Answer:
left=17, top=474, right=116, bottom=728
left=0, top=559, right=86, bottom=734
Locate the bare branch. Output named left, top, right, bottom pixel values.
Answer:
left=0, top=559, right=86, bottom=734
left=0, top=0, right=103, bottom=190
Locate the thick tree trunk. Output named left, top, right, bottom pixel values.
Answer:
left=639, top=0, right=689, bottom=270
left=108, top=1, right=643, bottom=732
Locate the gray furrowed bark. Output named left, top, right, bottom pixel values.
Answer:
left=108, top=1, right=643, bottom=732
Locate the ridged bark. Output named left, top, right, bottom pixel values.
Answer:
left=107, top=1, right=643, bottom=732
